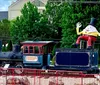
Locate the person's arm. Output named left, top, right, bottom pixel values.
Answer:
left=76, top=28, right=83, bottom=35
left=76, top=22, right=83, bottom=35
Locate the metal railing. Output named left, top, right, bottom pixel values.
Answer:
left=0, top=68, right=99, bottom=85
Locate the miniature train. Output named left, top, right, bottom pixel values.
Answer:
left=0, top=40, right=99, bottom=73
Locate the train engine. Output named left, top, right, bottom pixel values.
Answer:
left=0, top=41, right=23, bottom=68
left=0, top=40, right=56, bottom=69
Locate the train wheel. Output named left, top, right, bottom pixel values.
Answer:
left=0, top=61, right=7, bottom=67
left=0, top=61, right=9, bottom=74
left=14, top=62, right=23, bottom=74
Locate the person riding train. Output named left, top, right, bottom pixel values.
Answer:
left=73, top=17, right=100, bottom=49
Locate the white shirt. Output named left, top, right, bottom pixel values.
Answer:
left=83, top=25, right=98, bottom=33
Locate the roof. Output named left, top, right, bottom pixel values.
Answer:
left=9, top=0, right=47, bottom=8
left=31, top=0, right=47, bottom=5
left=21, top=41, right=54, bottom=44
left=39, top=0, right=48, bottom=5
left=9, top=0, right=25, bottom=8
left=0, top=11, right=8, bottom=20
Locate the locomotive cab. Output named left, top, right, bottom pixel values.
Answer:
left=21, top=41, right=55, bottom=69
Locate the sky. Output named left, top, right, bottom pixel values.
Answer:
left=0, top=0, right=16, bottom=11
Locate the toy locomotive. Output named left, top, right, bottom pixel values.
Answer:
left=0, top=41, right=55, bottom=69
left=0, top=40, right=99, bottom=73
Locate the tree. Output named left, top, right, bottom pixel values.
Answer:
left=61, top=1, right=100, bottom=48
left=0, top=19, right=10, bottom=48
left=7, top=40, right=12, bottom=51
left=10, top=2, right=59, bottom=43
left=45, top=2, right=65, bottom=39
left=10, top=2, right=40, bottom=43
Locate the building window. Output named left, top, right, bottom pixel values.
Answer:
left=34, top=0, right=44, bottom=7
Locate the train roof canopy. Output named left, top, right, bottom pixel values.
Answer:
left=21, top=41, right=54, bottom=44
left=21, top=41, right=56, bottom=47
left=21, top=41, right=57, bottom=54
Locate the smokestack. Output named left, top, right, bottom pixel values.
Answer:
left=13, top=44, right=20, bottom=52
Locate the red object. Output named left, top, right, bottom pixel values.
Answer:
left=76, top=35, right=97, bottom=47
left=21, top=41, right=55, bottom=54
left=0, top=68, right=98, bottom=85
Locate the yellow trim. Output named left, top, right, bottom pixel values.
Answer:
left=76, top=27, right=100, bottom=37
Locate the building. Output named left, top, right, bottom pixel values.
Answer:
left=0, top=11, right=8, bottom=20
left=8, top=0, right=48, bottom=20
left=48, top=0, right=73, bottom=3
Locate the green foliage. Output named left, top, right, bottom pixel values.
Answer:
left=10, top=1, right=100, bottom=48
left=10, top=2, right=40, bottom=43
left=0, top=19, right=10, bottom=45
left=61, top=2, right=100, bottom=48
left=2, top=46, right=6, bottom=52
left=51, top=44, right=57, bottom=65
left=51, top=45, right=56, bottom=57
left=7, top=40, right=12, bottom=51
left=45, top=3, right=66, bottom=39
left=10, top=2, right=59, bottom=43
